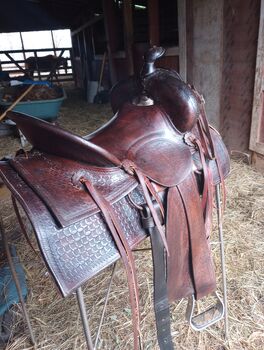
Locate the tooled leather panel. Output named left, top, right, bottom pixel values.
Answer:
left=10, top=151, right=138, bottom=228
left=0, top=163, right=147, bottom=297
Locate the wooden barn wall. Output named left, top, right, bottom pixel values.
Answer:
left=189, top=0, right=223, bottom=130
left=220, top=0, right=260, bottom=152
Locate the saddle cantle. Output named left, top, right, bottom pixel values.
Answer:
left=0, top=47, right=230, bottom=350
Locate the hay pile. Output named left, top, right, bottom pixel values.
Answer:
left=0, top=86, right=263, bottom=349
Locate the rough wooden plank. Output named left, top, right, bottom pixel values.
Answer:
left=148, top=0, right=159, bottom=46
left=252, top=151, right=264, bottom=171
left=220, top=0, right=260, bottom=151
left=102, top=0, right=117, bottom=84
left=191, top=0, right=223, bottom=129
left=177, top=0, right=187, bottom=81
left=71, top=15, right=104, bottom=37
left=123, top=0, right=134, bottom=76
left=249, top=0, right=264, bottom=154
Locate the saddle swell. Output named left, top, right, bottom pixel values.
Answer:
left=0, top=46, right=230, bottom=350
left=111, top=67, right=200, bottom=133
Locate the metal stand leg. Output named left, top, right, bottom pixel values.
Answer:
left=94, top=263, right=117, bottom=349
left=76, top=287, right=94, bottom=350
left=215, top=184, right=229, bottom=340
left=0, top=215, right=36, bottom=345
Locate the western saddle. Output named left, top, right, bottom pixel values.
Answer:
left=0, top=47, right=230, bottom=349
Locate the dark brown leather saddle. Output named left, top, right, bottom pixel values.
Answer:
left=0, top=47, right=230, bottom=349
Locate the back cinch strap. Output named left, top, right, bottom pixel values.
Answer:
left=81, top=179, right=141, bottom=350
left=141, top=205, right=174, bottom=350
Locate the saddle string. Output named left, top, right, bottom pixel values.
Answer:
left=203, top=168, right=214, bottom=239
left=141, top=176, right=165, bottom=219
left=192, top=88, right=216, bottom=160
left=197, top=119, right=212, bottom=160
left=134, top=170, right=168, bottom=253
left=80, top=179, right=142, bottom=350
left=122, top=162, right=169, bottom=255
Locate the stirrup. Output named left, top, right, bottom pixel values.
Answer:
left=186, top=292, right=224, bottom=331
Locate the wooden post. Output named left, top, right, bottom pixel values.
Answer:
left=0, top=85, right=35, bottom=122
left=123, top=0, right=134, bottom=76
left=250, top=0, right=264, bottom=156
left=77, top=33, right=81, bottom=57
left=19, top=32, right=26, bottom=62
left=51, top=30, right=57, bottom=57
left=5, top=53, right=27, bottom=74
left=148, top=0, right=160, bottom=46
left=177, top=0, right=187, bottom=81
left=102, top=0, right=117, bottom=85
left=33, top=51, right=41, bottom=80
left=186, top=0, right=194, bottom=83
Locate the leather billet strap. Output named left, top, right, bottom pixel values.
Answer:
left=141, top=204, right=174, bottom=350
left=81, top=179, right=141, bottom=350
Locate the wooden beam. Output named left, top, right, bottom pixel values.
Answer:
left=102, top=0, right=117, bottom=84
left=19, top=32, right=26, bottom=61
left=5, top=53, right=27, bottom=74
left=51, top=30, right=57, bottom=57
left=186, top=0, right=194, bottom=83
left=33, top=51, right=41, bottom=80
left=0, top=48, right=71, bottom=54
left=123, top=0, right=134, bottom=75
left=177, top=0, right=187, bottom=81
left=71, top=15, right=104, bottom=37
left=249, top=0, right=264, bottom=155
left=148, top=0, right=159, bottom=46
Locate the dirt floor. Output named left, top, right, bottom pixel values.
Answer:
left=0, top=86, right=263, bottom=349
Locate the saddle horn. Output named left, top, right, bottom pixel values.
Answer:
left=140, top=46, right=165, bottom=76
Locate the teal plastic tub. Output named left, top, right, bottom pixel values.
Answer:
left=0, top=88, right=66, bottom=122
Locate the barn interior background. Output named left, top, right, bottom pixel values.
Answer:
left=0, top=0, right=263, bottom=349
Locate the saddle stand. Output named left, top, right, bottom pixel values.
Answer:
left=0, top=47, right=230, bottom=349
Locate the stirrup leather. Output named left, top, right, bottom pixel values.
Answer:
left=186, top=292, right=224, bottom=331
